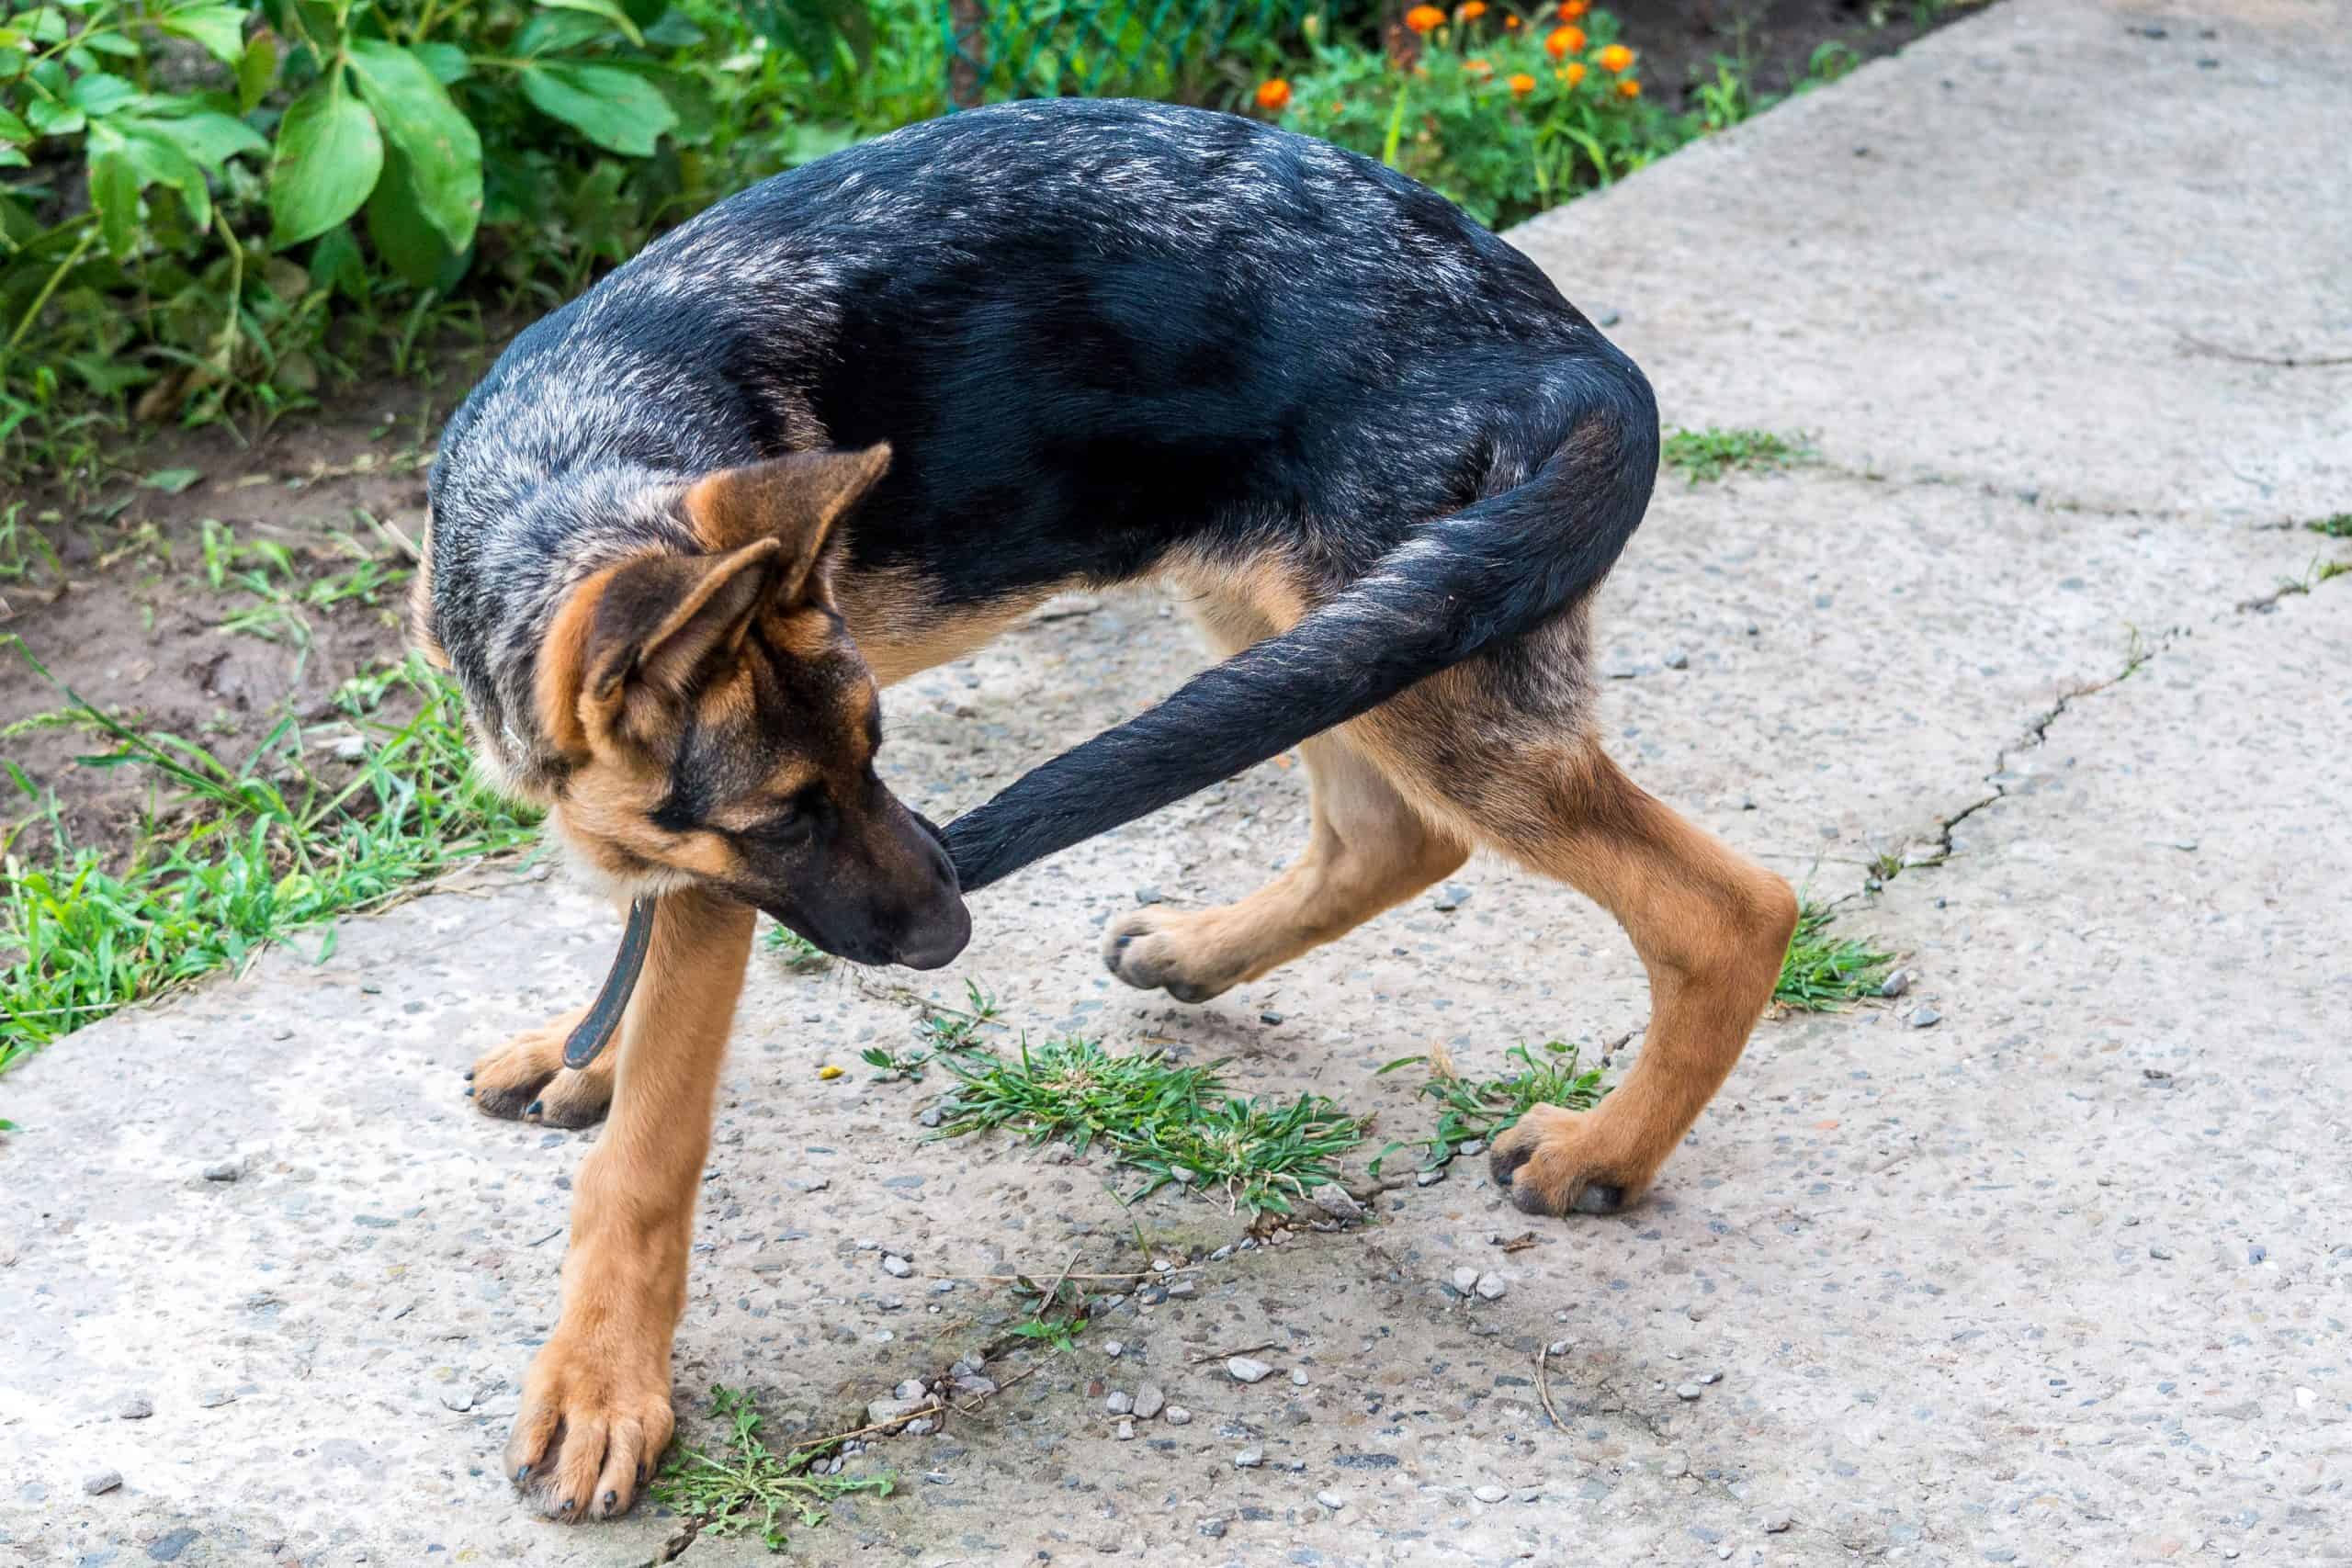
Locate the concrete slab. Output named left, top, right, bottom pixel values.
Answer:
left=5, top=0, right=2349, bottom=1563
left=1510, top=0, right=2352, bottom=524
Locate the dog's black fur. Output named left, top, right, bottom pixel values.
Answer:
left=425, top=97, right=1657, bottom=904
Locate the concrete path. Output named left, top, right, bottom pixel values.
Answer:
left=6, top=1, right=2348, bottom=1563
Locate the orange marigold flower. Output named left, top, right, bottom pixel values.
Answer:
left=1509, top=71, right=1536, bottom=96
left=1404, top=4, right=1445, bottom=32
left=1464, top=56, right=1493, bottom=75
left=1616, top=76, right=1641, bottom=97
left=1557, top=61, right=1586, bottom=85
left=1457, top=0, right=1487, bottom=19
left=1504, top=12, right=1520, bottom=25
left=1255, top=78, right=1292, bottom=110
left=1598, top=42, right=1633, bottom=72
left=1544, top=24, right=1583, bottom=58
left=1557, top=0, right=1588, bottom=16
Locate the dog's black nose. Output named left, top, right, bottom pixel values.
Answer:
left=893, top=898, right=971, bottom=970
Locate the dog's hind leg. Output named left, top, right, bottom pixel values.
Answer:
left=1355, top=665, right=1797, bottom=1216
left=1103, top=586, right=1467, bottom=1002
left=1104, top=730, right=1467, bottom=1001
left=469, top=1004, right=615, bottom=1129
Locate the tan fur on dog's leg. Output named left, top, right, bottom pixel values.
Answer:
left=504, top=887, right=754, bottom=1520
left=1106, top=733, right=1467, bottom=1000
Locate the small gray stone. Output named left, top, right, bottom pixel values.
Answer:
left=201, top=1160, right=240, bottom=1182
left=1105, top=1340, right=1124, bottom=1358
left=1432, top=883, right=1474, bottom=911
left=2150, top=1244, right=2176, bottom=1260
left=1698, top=1370, right=1721, bottom=1385
left=1311, top=1186, right=1364, bottom=1224
left=916, top=1107, right=943, bottom=1129
left=1474, top=1483, right=1508, bottom=1503
left=439, top=1388, right=475, bottom=1413
left=117, top=1394, right=153, bottom=1420
left=894, top=1378, right=927, bottom=1401
left=1475, top=1272, right=1508, bottom=1302
left=1234, top=1446, right=1265, bottom=1469
left=1116, top=1418, right=1135, bottom=1440
left=1451, top=1266, right=1480, bottom=1294
left=1167, top=1280, right=1196, bottom=1298
left=1198, top=1518, right=1227, bottom=1540
left=1210, top=1245, right=1234, bottom=1261
left=82, top=1470, right=122, bottom=1496
left=1317, top=1489, right=1346, bottom=1510
left=904, top=1416, right=937, bottom=1436
left=1289, top=1367, right=1309, bottom=1387
left=876, top=1294, right=904, bottom=1312
left=1908, top=1005, right=1942, bottom=1028
left=1663, top=649, right=1690, bottom=670
left=865, top=1396, right=930, bottom=1429
left=1133, top=1383, right=1165, bottom=1419
left=1106, top=1391, right=1134, bottom=1415
left=1676, top=1382, right=1702, bottom=1401
left=1136, top=886, right=1163, bottom=905
left=1879, top=968, right=1914, bottom=998
left=1227, top=1356, right=1274, bottom=1383
left=1546, top=1339, right=1574, bottom=1358
left=1416, top=1166, right=1448, bottom=1187
left=1164, top=1405, right=1193, bottom=1426
left=881, top=1254, right=913, bottom=1278
left=1259, top=1010, right=1283, bottom=1025
left=1762, top=1512, right=1793, bottom=1534
left=1662, top=1451, right=1690, bottom=1479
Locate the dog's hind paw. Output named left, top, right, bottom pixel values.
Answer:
left=469, top=1007, right=615, bottom=1129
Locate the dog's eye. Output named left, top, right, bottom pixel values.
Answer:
left=741, top=784, right=825, bottom=851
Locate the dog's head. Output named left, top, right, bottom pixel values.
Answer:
left=532, top=444, right=967, bottom=969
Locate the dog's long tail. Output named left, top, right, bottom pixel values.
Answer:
left=943, top=355, right=1658, bottom=892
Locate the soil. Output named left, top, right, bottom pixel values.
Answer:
left=0, top=0, right=1976, bottom=865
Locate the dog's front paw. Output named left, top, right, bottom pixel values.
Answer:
left=469, top=1008, right=614, bottom=1129
left=1102, top=908, right=1244, bottom=1004
left=506, top=1314, right=675, bottom=1520
left=1487, top=1102, right=1662, bottom=1218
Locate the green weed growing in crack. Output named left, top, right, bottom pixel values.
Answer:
left=1661, top=427, right=1810, bottom=484
left=651, top=1385, right=893, bottom=1552
left=1775, top=899, right=1895, bottom=1011
left=860, top=980, right=1001, bottom=1081
left=934, top=1035, right=1363, bottom=1219
left=1371, top=1041, right=1609, bottom=1176
left=2306, top=513, right=2352, bottom=539
left=763, top=923, right=831, bottom=970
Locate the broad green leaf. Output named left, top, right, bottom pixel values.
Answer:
left=157, top=5, right=248, bottom=65
left=537, top=0, right=644, bottom=46
left=0, top=106, right=30, bottom=144
left=0, top=146, right=27, bottom=168
left=345, top=39, right=481, bottom=252
left=27, top=97, right=85, bottom=137
left=236, top=33, right=277, bottom=113
left=514, top=9, right=610, bottom=57
left=413, top=40, right=469, bottom=84
left=308, top=223, right=368, bottom=301
left=519, top=62, right=676, bottom=157
left=142, top=467, right=202, bottom=493
left=642, top=6, right=705, bottom=48
left=365, top=146, right=464, bottom=290
left=120, top=111, right=266, bottom=173
left=88, top=145, right=138, bottom=257
left=66, top=72, right=138, bottom=117
left=115, top=123, right=213, bottom=228
left=81, top=29, right=141, bottom=59
left=267, top=78, right=382, bottom=248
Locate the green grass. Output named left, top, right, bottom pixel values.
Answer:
left=1774, top=898, right=1894, bottom=1011
left=1371, top=1040, right=1609, bottom=1175
left=650, top=1384, right=894, bottom=1553
left=1, top=645, right=537, bottom=1073
left=934, top=1035, right=1363, bottom=1219
left=763, top=922, right=832, bottom=969
left=2306, top=514, right=2352, bottom=539
left=858, top=980, right=1000, bottom=1081
left=1661, top=426, right=1809, bottom=483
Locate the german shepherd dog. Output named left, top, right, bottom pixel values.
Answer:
left=418, top=98, right=1796, bottom=1519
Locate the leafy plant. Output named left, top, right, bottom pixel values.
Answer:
left=1371, top=1039, right=1606, bottom=1174
left=1660, top=425, right=1807, bottom=482
left=651, top=1383, right=893, bottom=1552
left=935, top=1033, right=1364, bottom=1218
left=1775, top=898, right=1894, bottom=1011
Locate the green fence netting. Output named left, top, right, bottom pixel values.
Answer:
left=939, top=0, right=1313, bottom=109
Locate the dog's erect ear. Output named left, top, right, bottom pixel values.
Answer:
left=682, top=444, right=892, bottom=602
left=538, top=539, right=782, bottom=755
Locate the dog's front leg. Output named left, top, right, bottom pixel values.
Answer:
left=504, top=886, right=754, bottom=1520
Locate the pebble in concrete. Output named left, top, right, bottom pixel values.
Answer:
left=83, top=1470, right=122, bottom=1496
left=1227, top=1357, right=1274, bottom=1383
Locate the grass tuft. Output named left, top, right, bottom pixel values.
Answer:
left=2306, top=513, right=2352, bottom=539
left=1661, top=426, right=1809, bottom=483
left=1, top=644, right=537, bottom=1072
left=935, top=1035, right=1363, bottom=1219
left=651, top=1384, right=893, bottom=1553
left=1372, top=1041, right=1608, bottom=1175
left=1775, top=899, right=1894, bottom=1011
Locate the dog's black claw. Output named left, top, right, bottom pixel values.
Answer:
left=635, top=1462, right=646, bottom=1484
left=525, top=1099, right=543, bottom=1117
left=605, top=1489, right=619, bottom=1509
left=1487, top=1141, right=1533, bottom=1185
left=560, top=1497, right=577, bottom=1513
left=514, top=1464, right=531, bottom=1484
left=463, top=1068, right=475, bottom=1081
left=464, top=1087, right=475, bottom=1098
left=1574, top=1184, right=1624, bottom=1215
left=1510, top=1181, right=1555, bottom=1216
